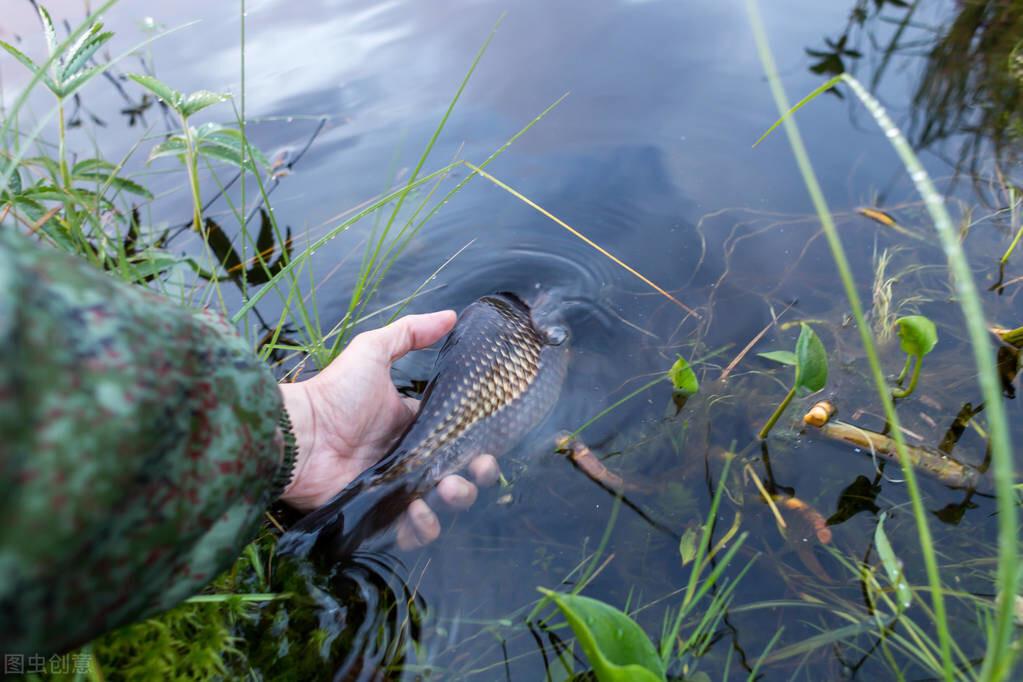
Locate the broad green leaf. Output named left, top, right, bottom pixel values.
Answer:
left=794, top=323, right=828, bottom=395
left=668, top=355, right=699, bottom=396
left=180, top=89, right=229, bottom=117
left=128, top=73, right=182, bottom=110
left=60, top=28, right=113, bottom=82
left=895, top=315, right=938, bottom=358
left=758, top=350, right=798, bottom=366
left=874, top=513, right=912, bottom=611
left=679, top=526, right=699, bottom=566
left=539, top=589, right=666, bottom=682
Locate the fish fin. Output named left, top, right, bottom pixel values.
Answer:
left=276, top=482, right=363, bottom=558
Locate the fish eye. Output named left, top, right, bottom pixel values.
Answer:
left=545, top=325, right=568, bottom=346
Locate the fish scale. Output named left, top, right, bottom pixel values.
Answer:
left=278, top=292, right=569, bottom=563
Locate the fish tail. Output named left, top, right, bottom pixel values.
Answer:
left=278, top=479, right=420, bottom=562
left=276, top=482, right=365, bottom=559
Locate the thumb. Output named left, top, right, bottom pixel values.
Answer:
left=370, top=310, right=457, bottom=363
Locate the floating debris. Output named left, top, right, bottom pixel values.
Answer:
left=803, top=400, right=836, bottom=427
left=805, top=413, right=988, bottom=491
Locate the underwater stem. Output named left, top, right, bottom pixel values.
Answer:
left=999, top=187, right=1020, bottom=265
left=758, top=386, right=796, bottom=440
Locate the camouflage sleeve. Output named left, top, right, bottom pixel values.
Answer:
left=0, top=230, right=296, bottom=655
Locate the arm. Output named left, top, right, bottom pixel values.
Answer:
left=0, top=229, right=289, bottom=655
left=0, top=230, right=498, bottom=655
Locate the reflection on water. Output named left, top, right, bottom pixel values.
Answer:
left=5, top=0, right=1021, bottom=678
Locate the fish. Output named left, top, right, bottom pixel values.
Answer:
left=277, top=292, right=570, bottom=562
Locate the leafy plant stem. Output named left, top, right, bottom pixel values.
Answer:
left=841, top=73, right=1017, bottom=682
left=892, top=357, right=920, bottom=399
left=745, top=3, right=954, bottom=679
left=758, top=386, right=796, bottom=440
left=57, top=98, right=71, bottom=189
left=999, top=186, right=1020, bottom=265
left=179, top=112, right=203, bottom=230
left=896, top=354, right=912, bottom=385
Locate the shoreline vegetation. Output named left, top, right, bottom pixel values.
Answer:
left=2, top=1, right=1019, bottom=679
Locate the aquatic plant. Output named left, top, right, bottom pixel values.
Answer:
left=748, top=1, right=1019, bottom=678
left=539, top=589, right=666, bottom=682
left=756, top=322, right=828, bottom=439
left=892, top=315, right=939, bottom=399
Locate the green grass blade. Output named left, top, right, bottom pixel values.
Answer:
left=841, top=73, right=1018, bottom=682
left=745, top=2, right=955, bottom=679
left=228, top=163, right=457, bottom=324
left=751, top=75, right=842, bottom=148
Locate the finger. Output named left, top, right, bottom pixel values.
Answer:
left=468, top=454, right=500, bottom=487
left=361, top=311, right=457, bottom=363
left=397, top=498, right=441, bottom=550
left=436, top=475, right=478, bottom=510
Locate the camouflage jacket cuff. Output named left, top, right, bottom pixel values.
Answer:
left=270, top=406, right=299, bottom=500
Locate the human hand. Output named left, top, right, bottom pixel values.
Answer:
left=279, top=311, right=500, bottom=549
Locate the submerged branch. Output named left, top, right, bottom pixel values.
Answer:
left=809, top=418, right=988, bottom=492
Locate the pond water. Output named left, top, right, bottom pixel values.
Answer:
left=4, top=0, right=1021, bottom=679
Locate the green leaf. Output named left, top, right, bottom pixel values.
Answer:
left=23, top=155, right=62, bottom=179
left=148, top=136, right=188, bottom=163
left=667, top=355, right=699, bottom=396
left=8, top=195, right=46, bottom=222
left=18, top=184, right=67, bottom=202
left=196, top=124, right=269, bottom=171
left=74, top=171, right=154, bottom=199
left=127, top=73, right=182, bottom=111
left=539, top=589, right=666, bottom=682
left=54, top=65, right=103, bottom=98
left=60, top=28, right=113, bottom=82
left=0, top=41, right=58, bottom=93
left=794, top=323, right=828, bottom=395
left=0, top=159, right=22, bottom=194
left=126, top=250, right=199, bottom=283
left=72, top=158, right=116, bottom=175
left=758, top=350, right=798, bottom=366
left=896, top=315, right=938, bottom=358
left=37, top=5, right=58, bottom=59
left=874, top=513, right=913, bottom=612
left=679, top=526, right=699, bottom=566
left=180, top=89, right=229, bottom=118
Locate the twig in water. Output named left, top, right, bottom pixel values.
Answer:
left=463, top=161, right=701, bottom=320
